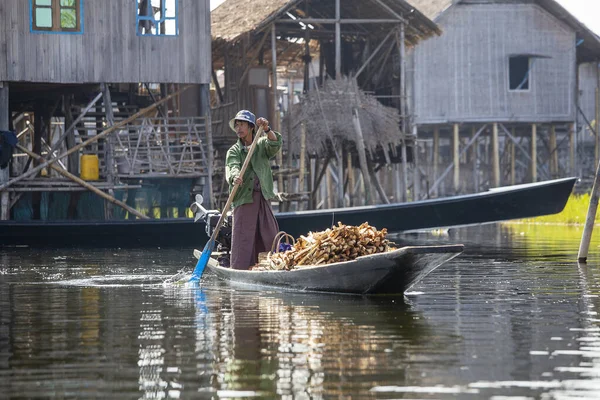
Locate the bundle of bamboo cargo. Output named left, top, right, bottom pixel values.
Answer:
left=252, top=222, right=390, bottom=271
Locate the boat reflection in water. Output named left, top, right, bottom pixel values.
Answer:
left=165, top=285, right=446, bottom=398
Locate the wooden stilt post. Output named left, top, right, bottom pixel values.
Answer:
left=412, top=124, right=420, bottom=201
left=433, top=126, right=439, bottom=197
left=596, top=83, right=600, bottom=169
left=471, top=126, right=478, bottom=192
left=101, top=83, right=115, bottom=219
left=580, top=65, right=600, bottom=262
left=335, top=0, right=341, bottom=78
left=579, top=157, right=600, bottom=262
left=510, top=128, right=516, bottom=186
left=398, top=24, right=409, bottom=202
left=352, top=108, right=372, bottom=205
left=492, top=123, right=500, bottom=187
left=453, top=123, right=460, bottom=193
left=0, top=83, right=8, bottom=220
left=299, top=122, right=307, bottom=210
left=347, top=151, right=354, bottom=206
left=367, top=158, right=390, bottom=204
left=326, top=164, right=333, bottom=209
left=531, top=124, right=537, bottom=182
left=550, top=124, right=558, bottom=178
left=474, top=127, right=480, bottom=192
left=594, top=87, right=600, bottom=169
left=0, top=87, right=190, bottom=192
left=570, top=123, right=576, bottom=177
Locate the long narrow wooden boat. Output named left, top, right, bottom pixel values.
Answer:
left=0, top=177, right=576, bottom=247
left=194, top=244, right=464, bottom=295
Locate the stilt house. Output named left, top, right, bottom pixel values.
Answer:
left=210, top=0, right=440, bottom=210
left=0, top=0, right=213, bottom=221
left=407, top=0, right=600, bottom=197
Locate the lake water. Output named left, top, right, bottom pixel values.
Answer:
left=2, top=223, right=600, bottom=399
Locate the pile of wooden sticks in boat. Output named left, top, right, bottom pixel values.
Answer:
left=255, top=222, right=390, bottom=271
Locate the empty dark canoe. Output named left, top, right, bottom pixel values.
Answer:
left=276, top=177, right=577, bottom=237
left=194, top=244, right=464, bottom=295
left=0, top=177, right=576, bottom=247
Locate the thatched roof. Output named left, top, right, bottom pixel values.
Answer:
left=405, top=0, right=454, bottom=20
left=283, top=77, right=403, bottom=157
left=211, top=0, right=292, bottom=42
left=407, top=0, right=600, bottom=62
left=211, top=0, right=441, bottom=46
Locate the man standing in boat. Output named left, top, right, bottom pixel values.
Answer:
left=225, top=110, right=283, bottom=270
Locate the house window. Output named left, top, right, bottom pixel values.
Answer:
left=509, top=56, right=530, bottom=91
left=136, top=0, right=179, bottom=36
left=31, top=0, right=82, bottom=33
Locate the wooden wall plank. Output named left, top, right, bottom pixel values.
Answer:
left=0, top=0, right=210, bottom=84
left=413, top=3, right=577, bottom=124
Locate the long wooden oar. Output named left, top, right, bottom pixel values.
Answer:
left=189, top=125, right=265, bottom=282
left=189, top=126, right=263, bottom=282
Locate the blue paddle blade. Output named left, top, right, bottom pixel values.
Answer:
left=189, top=239, right=215, bottom=283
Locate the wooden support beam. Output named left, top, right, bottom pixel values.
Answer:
left=570, top=123, right=576, bottom=176
left=471, top=126, right=478, bottom=192
left=299, top=123, right=307, bottom=209
left=433, top=126, right=439, bottom=197
left=429, top=125, right=486, bottom=197
left=453, top=123, right=460, bottom=193
left=531, top=124, right=537, bottom=182
left=346, top=150, right=354, bottom=207
left=101, top=83, right=116, bottom=220
left=352, top=108, right=372, bottom=205
left=0, top=86, right=191, bottom=193
left=412, top=125, right=419, bottom=201
left=0, top=82, right=8, bottom=220
left=596, top=86, right=600, bottom=168
left=48, top=91, right=103, bottom=155
left=549, top=124, right=558, bottom=178
left=271, top=25, right=278, bottom=128
left=492, top=123, right=500, bottom=187
left=17, top=144, right=148, bottom=220
left=355, top=29, right=395, bottom=78
left=397, top=24, right=409, bottom=202
left=367, top=157, right=390, bottom=204
left=510, top=128, right=516, bottom=186
left=335, top=0, right=341, bottom=78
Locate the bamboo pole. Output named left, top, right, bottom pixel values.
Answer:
left=367, top=158, right=390, bottom=204
left=492, top=123, right=500, bottom=187
left=347, top=150, right=354, bottom=206
left=510, top=128, right=516, bottom=186
left=351, top=108, right=372, bottom=205
left=570, top=123, right=576, bottom=177
left=0, top=86, right=191, bottom=193
left=550, top=124, right=558, bottom=178
left=48, top=92, right=103, bottom=155
left=531, top=124, right=537, bottom=182
left=335, top=0, right=341, bottom=78
left=433, top=126, right=439, bottom=197
left=471, top=126, right=477, bottom=192
left=412, top=125, right=420, bottom=201
left=453, top=123, right=460, bottom=193
left=326, top=164, right=333, bottom=209
left=429, top=125, right=487, bottom=197
left=101, top=83, right=116, bottom=219
left=580, top=65, right=600, bottom=262
left=0, top=82, right=8, bottom=220
left=299, top=122, right=307, bottom=208
left=17, top=144, right=148, bottom=219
